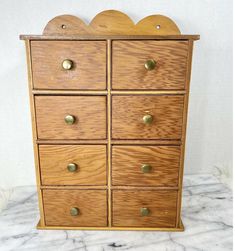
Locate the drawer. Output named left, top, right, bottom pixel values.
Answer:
left=112, top=95, right=184, bottom=139
left=43, top=189, right=107, bottom=227
left=112, top=41, right=188, bottom=90
left=112, top=190, right=177, bottom=227
left=112, top=146, right=180, bottom=186
left=35, top=96, right=106, bottom=140
left=39, top=145, right=107, bottom=185
left=31, top=41, right=106, bottom=90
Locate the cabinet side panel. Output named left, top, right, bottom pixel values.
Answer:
left=25, top=40, right=45, bottom=226
left=176, top=40, right=194, bottom=227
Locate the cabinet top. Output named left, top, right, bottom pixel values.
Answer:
left=20, top=10, right=199, bottom=40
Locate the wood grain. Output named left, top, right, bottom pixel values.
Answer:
left=39, top=145, right=107, bottom=185
left=20, top=34, right=200, bottom=41
left=25, top=40, right=46, bottom=226
left=31, top=41, right=106, bottom=90
left=43, top=189, right=107, bottom=226
left=112, top=95, right=184, bottom=139
left=37, top=220, right=184, bottom=231
left=176, top=40, right=194, bottom=227
left=112, top=190, right=177, bottom=227
left=111, top=139, right=181, bottom=145
left=36, top=139, right=108, bottom=144
left=111, top=90, right=186, bottom=95
left=135, top=15, right=180, bottom=35
left=112, top=146, right=180, bottom=186
left=43, top=15, right=91, bottom=35
left=107, top=39, right=112, bottom=226
left=41, top=11, right=181, bottom=36
left=111, top=186, right=178, bottom=190
left=21, top=10, right=199, bottom=230
left=41, top=185, right=107, bottom=190
left=112, top=41, right=188, bottom=90
left=35, top=96, right=107, bottom=140
left=36, top=139, right=180, bottom=145
left=32, top=90, right=108, bottom=95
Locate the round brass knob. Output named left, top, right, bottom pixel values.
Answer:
left=141, top=164, right=152, bottom=173
left=70, top=207, right=80, bottom=216
left=143, top=114, right=153, bottom=125
left=64, top=115, right=76, bottom=125
left=62, top=59, right=73, bottom=70
left=140, top=207, right=150, bottom=216
left=144, top=59, right=156, bottom=71
left=67, top=163, right=78, bottom=172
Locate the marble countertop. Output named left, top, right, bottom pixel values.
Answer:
left=0, top=174, right=232, bottom=251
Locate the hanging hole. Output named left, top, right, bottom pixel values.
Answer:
left=156, top=25, right=161, bottom=30
left=61, top=24, right=66, bottom=29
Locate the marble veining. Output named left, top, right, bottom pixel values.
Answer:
left=0, top=174, right=232, bottom=251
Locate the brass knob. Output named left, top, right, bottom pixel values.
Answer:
left=144, top=59, right=156, bottom=71
left=140, top=207, right=150, bottom=216
left=67, top=163, right=78, bottom=172
left=64, top=115, right=76, bottom=125
left=143, top=114, right=153, bottom=125
left=70, top=207, right=80, bottom=216
left=141, top=164, right=152, bottom=173
left=62, top=59, right=73, bottom=70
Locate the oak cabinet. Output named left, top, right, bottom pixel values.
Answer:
left=21, top=10, right=199, bottom=231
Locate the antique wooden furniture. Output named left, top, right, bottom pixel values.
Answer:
left=20, top=10, right=199, bottom=231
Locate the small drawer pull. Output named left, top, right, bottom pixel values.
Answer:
left=64, top=115, right=76, bottom=125
left=140, top=207, right=150, bottom=216
left=144, top=59, right=156, bottom=71
left=62, top=59, right=73, bottom=70
left=143, top=114, right=153, bottom=125
left=70, top=207, right=80, bottom=216
left=141, top=164, right=152, bottom=173
left=67, top=163, right=78, bottom=172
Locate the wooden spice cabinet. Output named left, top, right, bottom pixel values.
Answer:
left=20, top=10, right=199, bottom=231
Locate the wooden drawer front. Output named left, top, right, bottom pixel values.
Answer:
left=43, top=189, right=107, bottom=227
left=31, top=41, right=106, bottom=90
left=112, top=41, right=188, bottom=90
left=39, top=145, right=107, bottom=185
left=112, top=146, right=180, bottom=186
left=112, top=190, right=177, bottom=227
left=112, top=95, right=184, bottom=139
left=35, top=96, right=106, bottom=140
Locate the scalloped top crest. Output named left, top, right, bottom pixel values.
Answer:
left=43, top=10, right=181, bottom=35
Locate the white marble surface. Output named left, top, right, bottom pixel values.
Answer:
left=0, top=174, right=232, bottom=251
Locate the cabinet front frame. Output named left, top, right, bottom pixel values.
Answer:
left=25, top=37, right=194, bottom=230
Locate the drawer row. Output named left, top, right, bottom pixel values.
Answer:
left=39, top=144, right=180, bottom=187
left=35, top=95, right=184, bottom=140
left=43, top=189, right=178, bottom=227
left=31, top=40, right=189, bottom=90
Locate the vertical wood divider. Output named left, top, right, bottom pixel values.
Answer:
left=25, top=40, right=45, bottom=226
left=107, top=39, right=112, bottom=226
left=176, top=40, right=194, bottom=227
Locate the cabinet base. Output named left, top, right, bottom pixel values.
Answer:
left=37, top=219, right=184, bottom=231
